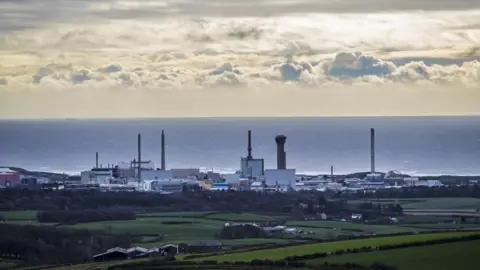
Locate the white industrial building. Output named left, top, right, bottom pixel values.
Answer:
left=150, top=179, right=199, bottom=193
left=264, top=169, right=296, bottom=188
left=81, top=168, right=115, bottom=184
left=239, top=130, right=265, bottom=179
left=240, top=157, right=264, bottom=179
left=171, top=168, right=200, bottom=179
left=142, top=170, right=173, bottom=181
left=223, top=173, right=241, bottom=184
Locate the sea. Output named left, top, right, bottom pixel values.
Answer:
left=0, top=116, right=479, bottom=176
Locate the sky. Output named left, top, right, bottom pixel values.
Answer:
left=0, top=0, right=479, bottom=118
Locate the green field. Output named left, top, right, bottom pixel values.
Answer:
left=142, top=238, right=307, bottom=249
left=402, top=223, right=480, bottom=229
left=349, top=197, right=480, bottom=210
left=402, top=198, right=480, bottom=210
left=0, top=210, right=37, bottom=220
left=202, top=213, right=287, bottom=222
left=138, top=212, right=213, bottom=218
left=71, top=217, right=226, bottom=242
left=199, top=232, right=480, bottom=262
left=305, top=239, right=480, bottom=270
left=286, top=220, right=421, bottom=234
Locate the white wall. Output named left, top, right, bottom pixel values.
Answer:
left=224, top=173, right=241, bottom=183
left=241, top=158, right=264, bottom=179
left=264, top=169, right=296, bottom=188
left=142, top=170, right=173, bottom=180
left=171, top=168, right=200, bottom=179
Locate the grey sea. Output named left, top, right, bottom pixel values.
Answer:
left=1, top=116, right=479, bottom=176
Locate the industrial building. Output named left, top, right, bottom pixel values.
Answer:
left=240, top=130, right=264, bottom=179
left=264, top=169, right=296, bottom=188
left=258, top=134, right=295, bottom=189
left=0, top=168, right=21, bottom=187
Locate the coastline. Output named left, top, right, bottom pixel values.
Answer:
left=3, top=166, right=480, bottom=183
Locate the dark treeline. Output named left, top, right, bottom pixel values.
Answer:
left=37, top=209, right=136, bottom=223
left=0, top=223, right=133, bottom=266
left=0, top=189, right=403, bottom=218
left=107, top=257, right=397, bottom=270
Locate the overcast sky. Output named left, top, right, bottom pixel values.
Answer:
left=0, top=0, right=479, bottom=118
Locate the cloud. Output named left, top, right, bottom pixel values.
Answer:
left=0, top=0, right=480, bottom=117
left=2, top=51, right=478, bottom=91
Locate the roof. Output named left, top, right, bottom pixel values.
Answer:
left=0, top=168, right=16, bottom=174
left=127, top=247, right=148, bottom=253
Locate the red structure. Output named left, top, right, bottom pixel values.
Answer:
left=0, top=168, right=21, bottom=187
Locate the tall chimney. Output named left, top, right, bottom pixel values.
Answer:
left=247, top=130, right=252, bottom=160
left=161, top=130, right=166, bottom=170
left=331, top=165, right=334, bottom=179
left=275, top=135, right=287, bottom=170
left=138, top=133, right=142, bottom=181
left=95, top=152, right=99, bottom=168
left=370, top=128, right=375, bottom=174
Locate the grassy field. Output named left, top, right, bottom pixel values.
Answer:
left=140, top=238, right=307, bottom=248
left=0, top=210, right=37, bottom=220
left=349, top=197, right=480, bottom=210
left=305, top=239, right=480, bottom=270
left=202, top=213, right=287, bottom=222
left=199, top=231, right=480, bottom=262
left=402, top=223, right=480, bottom=229
left=401, top=198, right=480, bottom=210
left=137, top=212, right=213, bottom=218
left=71, top=217, right=225, bottom=242
left=286, top=220, right=422, bottom=234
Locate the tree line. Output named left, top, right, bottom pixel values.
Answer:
left=106, top=256, right=398, bottom=270
left=0, top=189, right=404, bottom=218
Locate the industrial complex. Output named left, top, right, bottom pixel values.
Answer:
left=1, top=128, right=445, bottom=192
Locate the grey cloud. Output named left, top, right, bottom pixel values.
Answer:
left=98, top=64, right=122, bottom=73
left=326, top=52, right=396, bottom=77
left=71, top=69, right=90, bottom=84
left=1, top=0, right=480, bottom=33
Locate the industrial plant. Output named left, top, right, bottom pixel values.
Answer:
left=1, top=128, right=445, bottom=192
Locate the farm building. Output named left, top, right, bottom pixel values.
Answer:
left=93, top=245, right=174, bottom=262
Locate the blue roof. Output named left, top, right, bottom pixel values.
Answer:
left=213, top=183, right=229, bottom=187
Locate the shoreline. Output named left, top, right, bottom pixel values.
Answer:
left=3, top=166, right=480, bottom=182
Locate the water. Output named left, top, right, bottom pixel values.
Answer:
left=0, top=117, right=479, bottom=176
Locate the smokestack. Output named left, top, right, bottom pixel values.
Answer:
left=275, top=135, right=287, bottom=170
left=331, top=165, right=334, bottom=179
left=247, top=130, right=252, bottom=160
left=138, top=133, right=142, bottom=181
left=370, top=128, right=375, bottom=174
left=95, top=152, right=99, bottom=168
left=161, top=130, right=166, bottom=170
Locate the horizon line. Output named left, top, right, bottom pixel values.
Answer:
left=1, top=114, right=480, bottom=121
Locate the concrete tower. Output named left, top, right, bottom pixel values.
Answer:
left=370, top=128, right=375, bottom=174
left=161, top=130, right=166, bottom=170
left=275, top=135, right=287, bottom=170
